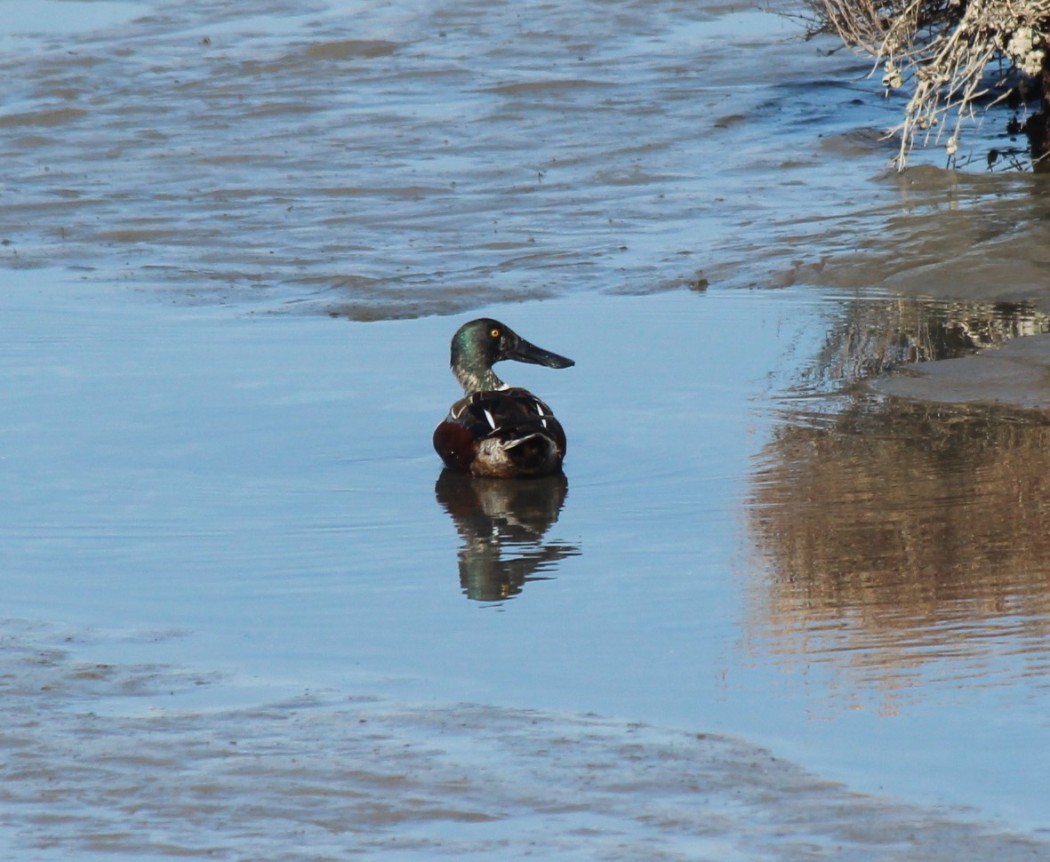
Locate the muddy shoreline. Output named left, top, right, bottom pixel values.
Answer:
left=3, top=621, right=1047, bottom=861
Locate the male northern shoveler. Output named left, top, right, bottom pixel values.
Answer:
left=433, top=318, right=574, bottom=478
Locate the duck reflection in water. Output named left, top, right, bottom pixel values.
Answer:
left=435, top=469, right=579, bottom=602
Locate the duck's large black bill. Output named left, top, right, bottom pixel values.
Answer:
left=506, top=335, right=575, bottom=369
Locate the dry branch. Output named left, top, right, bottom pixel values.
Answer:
left=800, top=0, right=1050, bottom=169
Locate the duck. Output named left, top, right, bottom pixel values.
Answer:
left=433, top=318, right=574, bottom=478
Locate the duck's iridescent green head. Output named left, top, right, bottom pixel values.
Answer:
left=450, top=318, right=574, bottom=393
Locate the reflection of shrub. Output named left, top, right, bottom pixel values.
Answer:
left=806, top=299, right=1050, bottom=387
left=748, top=397, right=1050, bottom=695
left=800, top=0, right=1050, bottom=170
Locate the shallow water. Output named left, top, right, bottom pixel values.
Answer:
left=6, top=275, right=1050, bottom=858
left=4, top=0, right=1050, bottom=858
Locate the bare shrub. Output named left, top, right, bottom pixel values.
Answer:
left=800, top=0, right=1050, bottom=169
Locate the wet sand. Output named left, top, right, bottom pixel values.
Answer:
left=797, top=166, right=1050, bottom=411
left=872, top=333, right=1050, bottom=410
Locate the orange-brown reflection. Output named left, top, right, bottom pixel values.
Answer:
left=435, top=470, right=579, bottom=602
left=747, top=398, right=1050, bottom=702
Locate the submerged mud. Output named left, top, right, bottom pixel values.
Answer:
left=3, top=0, right=1046, bottom=333
left=2, top=622, right=1047, bottom=861
left=0, top=0, right=905, bottom=318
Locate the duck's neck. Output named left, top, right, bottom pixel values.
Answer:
left=454, top=363, right=505, bottom=394
left=451, top=336, right=508, bottom=393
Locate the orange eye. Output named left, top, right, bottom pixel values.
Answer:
left=490, top=328, right=500, bottom=338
